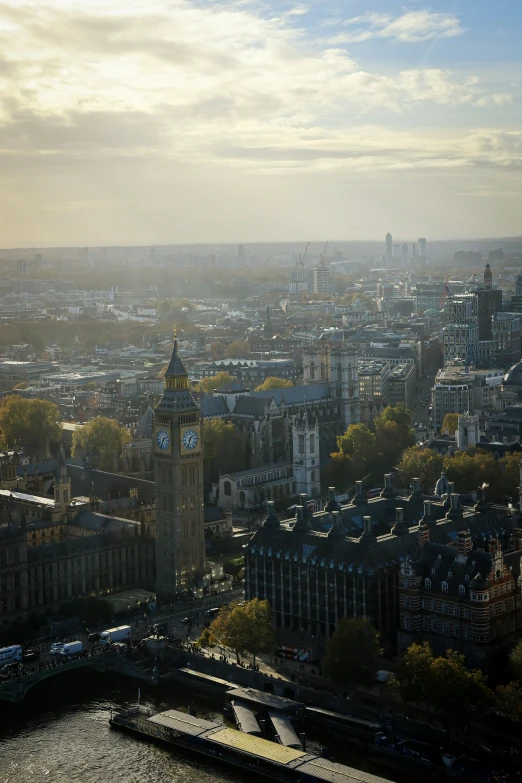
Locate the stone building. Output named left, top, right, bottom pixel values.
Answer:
left=398, top=527, right=521, bottom=667
left=244, top=477, right=519, bottom=653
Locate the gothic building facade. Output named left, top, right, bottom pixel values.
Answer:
left=153, top=340, right=206, bottom=598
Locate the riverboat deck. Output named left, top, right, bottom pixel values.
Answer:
left=110, top=707, right=395, bottom=783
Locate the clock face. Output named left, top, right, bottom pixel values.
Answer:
left=182, top=428, right=199, bottom=451
left=156, top=429, right=170, bottom=451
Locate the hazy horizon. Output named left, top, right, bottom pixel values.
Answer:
left=1, top=0, right=521, bottom=245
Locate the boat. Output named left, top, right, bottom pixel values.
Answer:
left=110, top=706, right=396, bottom=783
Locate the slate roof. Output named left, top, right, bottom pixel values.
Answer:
left=251, top=382, right=331, bottom=406
left=200, top=394, right=229, bottom=417
left=67, top=464, right=154, bottom=503
left=411, top=541, right=492, bottom=597
left=71, top=510, right=139, bottom=533
left=233, top=396, right=270, bottom=417
left=164, top=339, right=188, bottom=379
left=155, top=387, right=199, bottom=413
left=248, top=496, right=518, bottom=577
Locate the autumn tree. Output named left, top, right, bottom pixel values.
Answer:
left=397, top=446, right=444, bottom=493
left=374, top=404, right=415, bottom=465
left=200, top=599, right=275, bottom=664
left=322, top=618, right=381, bottom=693
left=496, top=682, right=522, bottom=724
left=443, top=448, right=501, bottom=498
left=336, top=423, right=376, bottom=479
left=197, top=372, right=234, bottom=394
left=254, top=377, right=293, bottom=391
left=72, top=416, right=131, bottom=471
left=441, top=413, right=459, bottom=435
left=429, top=650, right=493, bottom=729
left=510, top=640, right=522, bottom=684
left=390, top=642, right=437, bottom=717
left=224, top=341, right=251, bottom=359
left=0, top=395, right=62, bottom=452
left=203, top=419, right=247, bottom=488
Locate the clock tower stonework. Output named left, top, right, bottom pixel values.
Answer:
left=154, top=339, right=205, bottom=598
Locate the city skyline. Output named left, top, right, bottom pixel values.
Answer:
left=0, top=1, right=521, bottom=245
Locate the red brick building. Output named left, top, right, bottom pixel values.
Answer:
left=398, top=526, right=521, bottom=668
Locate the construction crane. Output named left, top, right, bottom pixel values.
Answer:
left=320, top=240, right=329, bottom=267
left=297, top=241, right=310, bottom=268
left=439, top=274, right=450, bottom=308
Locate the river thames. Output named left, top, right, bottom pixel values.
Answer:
left=0, top=671, right=403, bottom=783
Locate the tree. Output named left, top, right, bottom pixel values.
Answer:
left=397, top=446, right=444, bottom=493
left=443, top=448, right=501, bottom=498
left=224, top=341, right=251, bottom=359
left=391, top=642, right=436, bottom=717
left=429, top=650, right=493, bottom=729
left=374, top=404, right=415, bottom=462
left=510, top=640, right=522, bottom=684
left=322, top=618, right=381, bottom=692
left=0, top=395, right=62, bottom=452
left=320, top=451, right=350, bottom=492
left=197, top=372, right=234, bottom=393
left=13, top=382, right=27, bottom=390
left=499, top=452, right=521, bottom=502
left=496, top=682, right=522, bottom=724
left=441, top=413, right=459, bottom=435
left=72, top=416, right=131, bottom=471
left=203, top=419, right=247, bottom=488
left=201, top=599, right=275, bottom=664
left=254, top=377, right=293, bottom=391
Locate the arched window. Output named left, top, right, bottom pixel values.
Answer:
left=441, top=582, right=448, bottom=593
left=424, top=578, right=431, bottom=590
left=223, top=480, right=232, bottom=496
left=337, top=362, right=342, bottom=381
left=309, top=361, right=315, bottom=380
left=320, top=362, right=326, bottom=380
left=458, top=585, right=465, bottom=597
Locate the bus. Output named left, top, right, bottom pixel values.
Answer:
left=0, top=645, right=23, bottom=664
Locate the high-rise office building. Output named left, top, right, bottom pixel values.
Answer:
left=418, top=238, right=427, bottom=258
left=401, top=243, right=409, bottom=266
left=385, top=233, right=392, bottom=266
left=473, top=264, right=502, bottom=341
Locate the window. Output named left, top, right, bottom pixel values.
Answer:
left=458, top=585, right=465, bottom=597
left=223, top=481, right=232, bottom=497
left=309, top=361, right=315, bottom=380
left=298, top=435, right=305, bottom=454
left=442, top=582, right=448, bottom=593
left=309, top=434, right=315, bottom=453
left=424, top=578, right=431, bottom=590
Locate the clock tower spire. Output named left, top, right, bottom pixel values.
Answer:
left=154, top=337, right=205, bottom=598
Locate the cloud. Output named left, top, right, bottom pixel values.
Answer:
left=0, top=0, right=517, bottom=243
left=330, top=9, right=464, bottom=44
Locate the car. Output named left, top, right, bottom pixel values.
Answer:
left=181, top=617, right=193, bottom=625
left=49, top=643, right=65, bottom=655
left=87, top=632, right=101, bottom=642
left=23, top=649, right=40, bottom=662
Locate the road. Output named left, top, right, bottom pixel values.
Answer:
left=412, top=371, right=437, bottom=437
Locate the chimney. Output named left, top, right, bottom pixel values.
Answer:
left=514, top=528, right=522, bottom=551
left=422, top=500, right=432, bottom=520
left=418, top=523, right=430, bottom=546
left=263, top=501, right=280, bottom=528
left=395, top=508, right=404, bottom=526
left=328, top=510, right=345, bottom=539
left=359, top=515, right=375, bottom=544
left=412, top=478, right=420, bottom=494
left=448, top=493, right=463, bottom=519
left=457, top=530, right=473, bottom=558
left=392, top=507, right=407, bottom=536
left=489, top=538, right=499, bottom=554
left=300, top=493, right=308, bottom=512
left=380, top=473, right=396, bottom=499
left=353, top=481, right=366, bottom=506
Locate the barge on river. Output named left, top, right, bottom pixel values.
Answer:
left=110, top=706, right=394, bottom=783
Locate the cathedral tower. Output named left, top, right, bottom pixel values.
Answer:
left=154, top=339, right=205, bottom=598
left=292, top=408, right=321, bottom=498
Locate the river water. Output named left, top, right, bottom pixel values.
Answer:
left=0, top=671, right=403, bottom=783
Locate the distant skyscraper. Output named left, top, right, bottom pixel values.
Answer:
left=236, top=245, right=245, bottom=266
left=401, top=243, right=409, bottom=266
left=484, top=263, right=493, bottom=290
left=418, top=238, right=427, bottom=258
left=385, top=233, right=392, bottom=266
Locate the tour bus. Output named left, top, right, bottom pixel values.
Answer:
left=0, top=645, right=23, bottom=664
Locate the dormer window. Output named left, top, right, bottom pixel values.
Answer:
left=442, top=582, right=448, bottom=593
left=431, top=568, right=436, bottom=574
left=465, top=575, right=469, bottom=581
left=447, top=572, right=452, bottom=578
left=459, top=585, right=465, bottom=597
left=424, top=578, right=431, bottom=590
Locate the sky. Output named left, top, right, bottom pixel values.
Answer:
left=0, top=0, right=521, bottom=246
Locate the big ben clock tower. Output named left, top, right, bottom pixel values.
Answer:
left=154, top=338, right=205, bottom=598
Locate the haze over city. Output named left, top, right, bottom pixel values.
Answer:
left=1, top=0, right=521, bottom=245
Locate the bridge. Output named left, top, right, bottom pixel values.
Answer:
left=0, top=652, right=156, bottom=703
